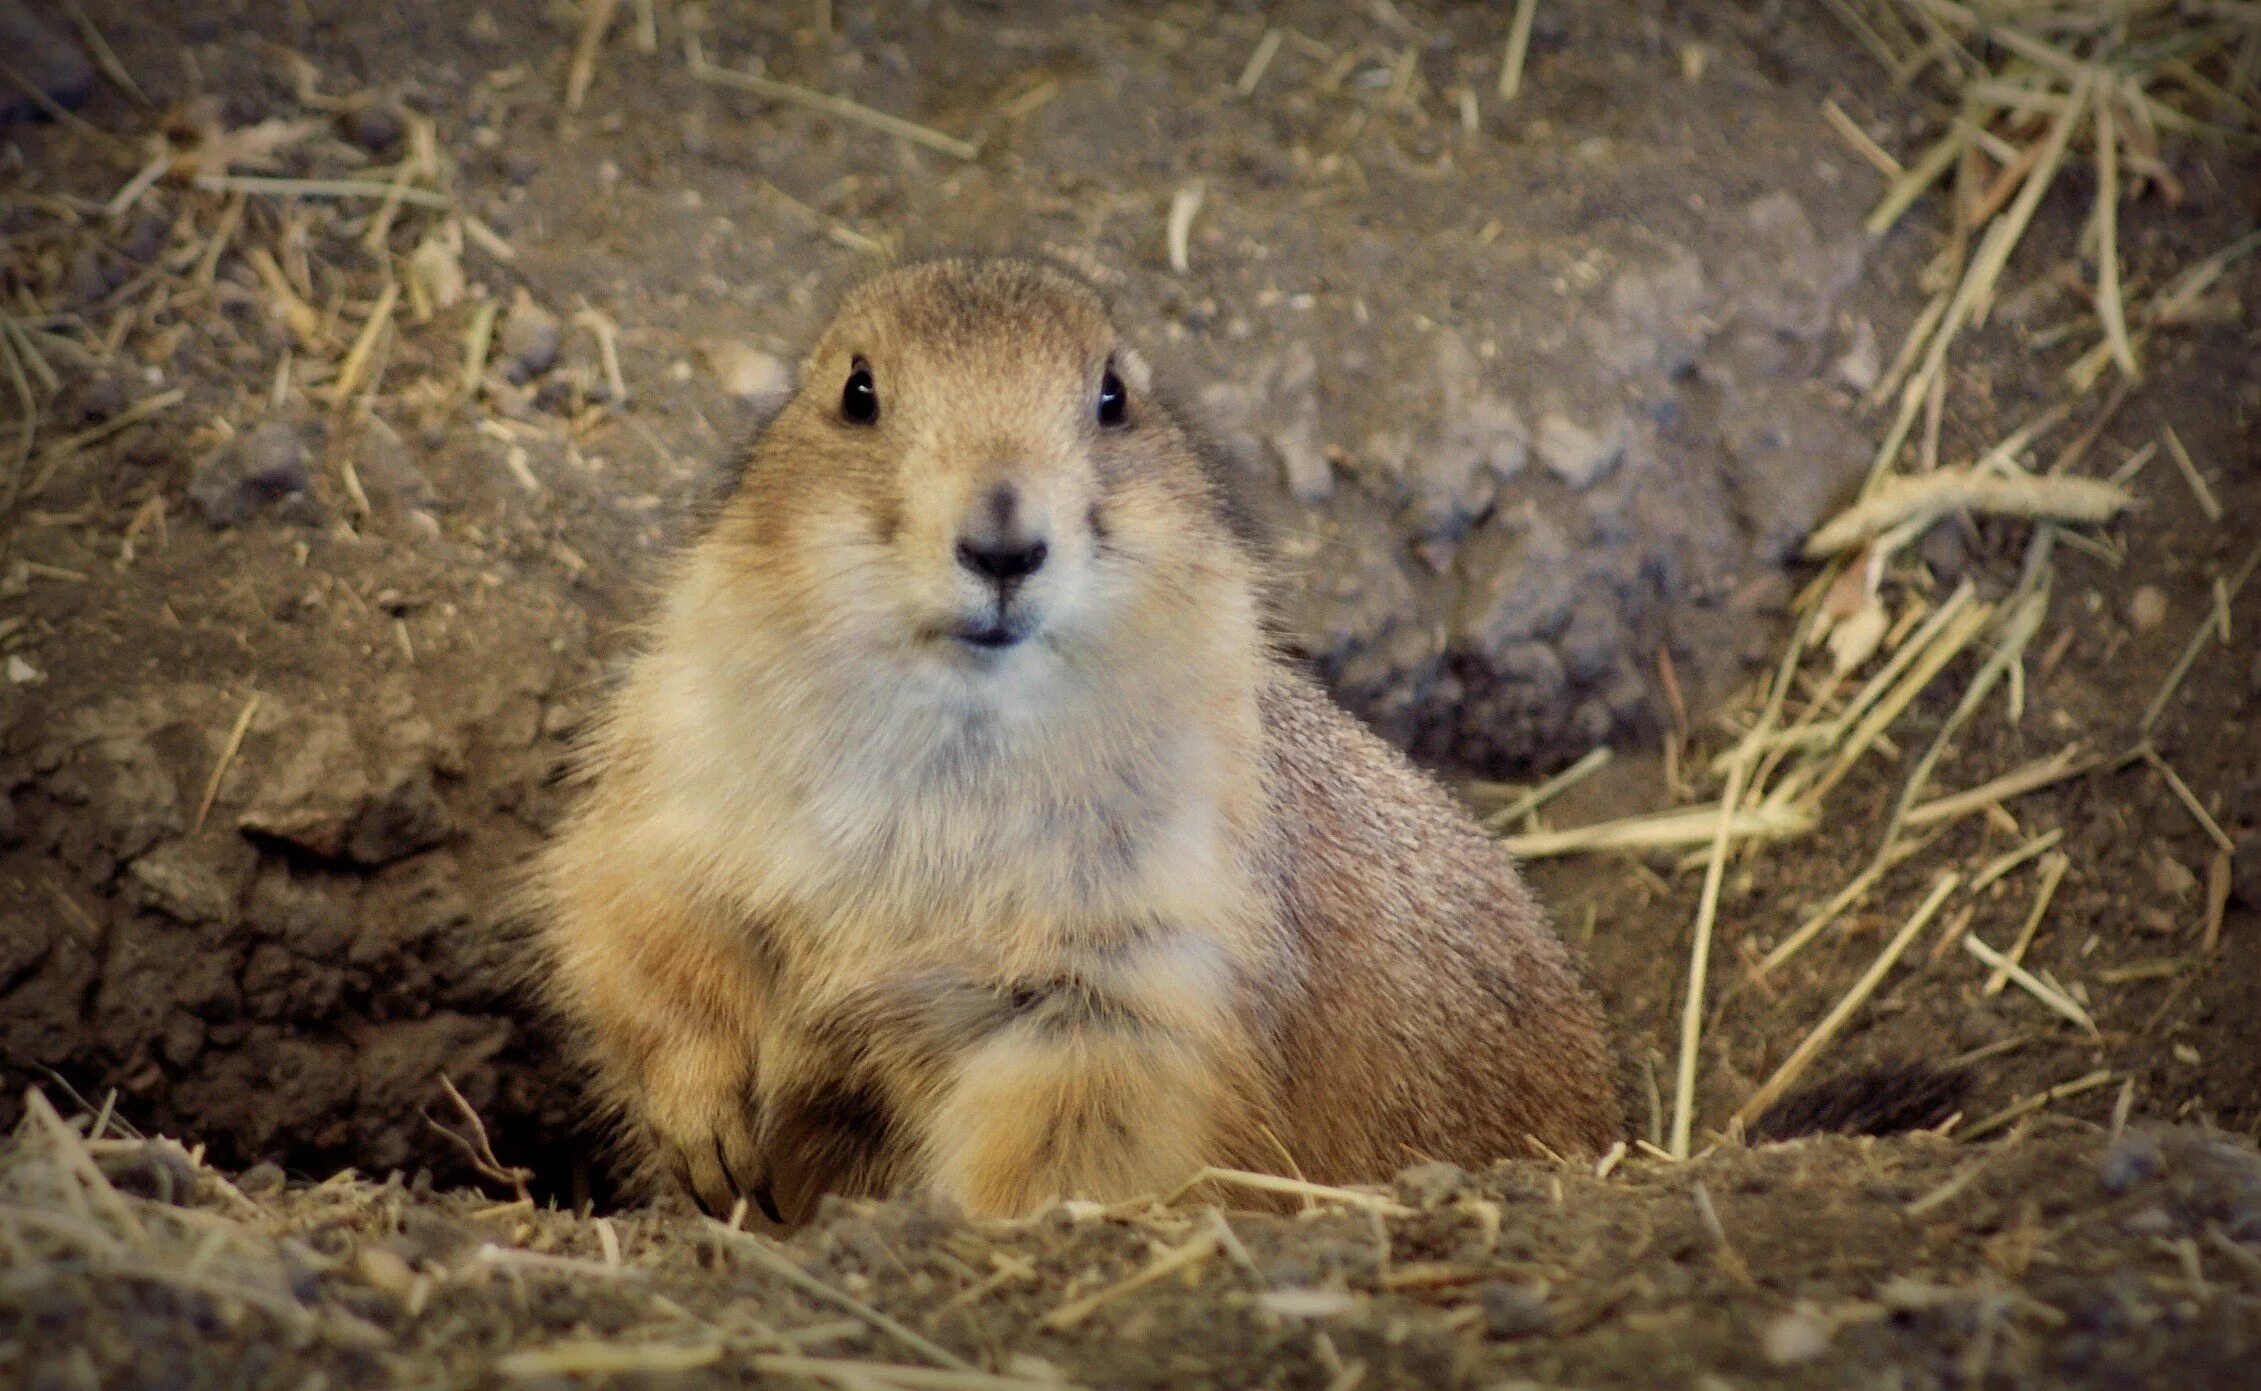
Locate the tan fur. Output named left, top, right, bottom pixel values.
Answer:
left=532, top=258, right=1619, bottom=1222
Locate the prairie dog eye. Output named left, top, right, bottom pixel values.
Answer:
left=1096, top=365, right=1128, bottom=428
left=841, top=357, right=879, bottom=425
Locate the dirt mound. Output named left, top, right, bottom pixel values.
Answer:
left=10, top=1093, right=2261, bottom=1389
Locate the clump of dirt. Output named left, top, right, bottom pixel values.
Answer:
left=9, top=1093, right=2261, bottom=1390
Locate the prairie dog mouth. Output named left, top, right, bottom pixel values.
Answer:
left=954, top=620, right=1024, bottom=651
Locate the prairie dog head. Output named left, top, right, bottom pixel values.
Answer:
left=701, top=259, right=1260, bottom=721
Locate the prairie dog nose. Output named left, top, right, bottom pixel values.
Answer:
left=955, top=483, right=1049, bottom=586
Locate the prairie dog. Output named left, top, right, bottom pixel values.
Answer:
left=534, top=259, right=1620, bottom=1223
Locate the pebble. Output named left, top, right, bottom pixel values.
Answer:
left=1268, top=341, right=1332, bottom=505
left=1393, top=1160, right=1471, bottom=1208
left=126, top=842, right=240, bottom=925
left=189, top=420, right=315, bottom=526
left=1833, top=318, right=1881, bottom=393
left=1535, top=412, right=1623, bottom=489
left=1477, top=1280, right=1552, bottom=1339
left=499, top=289, right=562, bottom=383
left=351, top=417, right=437, bottom=513
left=343, top=766, right=456, bottom=867
left=2128, top=585, right=2169, bottom=634
left=700, top=339, right=792, bottom=405
left=2231, top=832, right=2260, bottom=908
left=2098, top=1133, right=2163, bottom=1195
left=1761, top=1309, right=1832, bottom=1366
left=0, top=7, right=95, bottom=127
left=344, top=103, right=405, bottom=153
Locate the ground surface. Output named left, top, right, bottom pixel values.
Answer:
left=2, top=0, right=2259, bottom=1386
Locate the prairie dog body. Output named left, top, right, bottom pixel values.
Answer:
left=535, top=259, right=1619, bottom=1222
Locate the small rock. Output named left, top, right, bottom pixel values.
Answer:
left=0, top=7, right=96, bottom=128
left=1919, top=520, right=1971, bottom=586
left=1761, top=1308, right=1832, bottom=1366
left=190, top=420, right=314, bottom=526
left=1535, top=412, right=1623, bottom=489
left=2232, top=832, right=2261, bottom=908
left=1453, top=513, right=1579, bottom=664
left=2099, top=1133, right=2163, bottom=1195
left=2129, top=585, right=2169, bottom=634
left=343, top=103, right=405, bottom=154
left=1600, top=244, right=1709, bottom=376
left=126, top=842, right=239, bottom=925
left=1833, top=318, right=1880, bottom=393
left=344, top=766, right=455, bottom=866
left=352, top=417, right=437, bottom=513
left=700, top=339, right=793, bottom=405
left=1268, top=341, right=1331, bottom=504
left=406, top=234, right=465, bottom=312
left=65, top=245, right=127, bottom=306
left=499, top=289, right=562, bottom=383
left=1724, top=191, right=1864, bottom=341
left=96, top=1139, right=201, bottom=1205
left=2153, top=852, right=2198, bottom=900
left=5, top=655, right=42, bottom=685
left=60, top=369, right=131, bottom=427
left=1394, top=1160, right=1471, bottom=1208
left=1477, top=1280, right=1551, bottom=1339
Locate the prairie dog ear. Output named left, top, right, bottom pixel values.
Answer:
left=1114, top=343, right=1154, bottom=396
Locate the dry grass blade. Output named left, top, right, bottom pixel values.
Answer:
left=2161, top=426, right=2222, bottom=523
left=1865, top=123, right=1971, bottom=237
left=475, top=1244, right=638, bottom=1280
left=425, top=1074, right=532, bottom=1201
left=1756, top=834, right=1931, bottom=977
left=753, top=1356, right=1092, bottom=1391
left=2092, top=86, right=2137, bottom=378
left=688, top=42, right=980, bottom=160
left=195, top=174, right=454, bottom=207
left=61, top=0, right=150, bottom=107
left=2143, top=748, right=2236, bottom=856
left=1732, top=871, right=1961, bottom=1129
left=1811, top=600, right=1997, bottom=807
left=1879, top=587, right=2049, bottom=850
left=1823, top=99, right=1905, bottom=177
left=1043, top=1229, right=1219, bottom=1329
left=704, top=1221, right=975, bottom=1371
left=327, top=281, right=398, bottom=406
left=496, top=1340, right=720, bottom=1377
left=1477, top=745, right=1613, bottom=829
left=1960, top=1069, right=2114, bottom=1142
left=1497, top=0, right=1540, bottom=101
left=1969, top=828, right=2064, bottom=893
left=460, top=299, right=499, bottom=402
left=23, top=1088, right=147, bottom=1242
left=2204, top=850, right=2232, bottom=955
left=1805, top=470, right=2129, bottom=558
left=1501, top=802, right=1814, bottom=860
left=1166, top=182, right=1205, bottom=275
left=565, top=0, right=622, bottom=113
left=1237, top=28, right=1284, bottom=97
left=1903, top=744, right=2098, bottom=829
left=1158, top=1167, right=1414, bottom=1217
left=2140, top=539, right=2261, bottom=732
left=193, top=692, right=261, bottom=833
left=1964, top=929, right=2094, bottom=1034
left=1670, top=752, right=1751, bottom=1160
